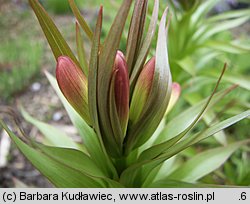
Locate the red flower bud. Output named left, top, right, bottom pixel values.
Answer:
left=166, top=82, right=181, bottom=114
left=56, top=56, right=91, bottom=124
left=130, top=57, right=155, bottom=123
left=113, top=51, right=129, bottom=135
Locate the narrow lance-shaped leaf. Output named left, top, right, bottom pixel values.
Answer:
left=167, top=140, right=250, bottom=182
left=68, top=0, right=93, bottom=41
left=155, top=84, right=238, bottom=145
left=88, top=6, right=102, bottom=136
left=28, top=0, right=80, bottom=66
left=157, top=110, right=250, bottom=163
left=45, top=72, right=118, bottom=179
left=56, top=56, right=91, bottom=125
left=126, top=0, right=148, bottom=75
left=21, top=108, right=83, bottom=151
left=120, top=110, right=250, bottom=187
left=130, top=0, right=159, bottom=91
left=125, top=8, right=172, bottom=154
left=76, top=22, right=89, bottom=76
left=0, top=121, right=104, bottom=188
left=138, top=65, right=227, bottom=162
left=97, top=0, right=132, bottom=157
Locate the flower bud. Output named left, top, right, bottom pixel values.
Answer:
left=56, top=56, right=91, bottom=124
left=166, top=82, right=181, bottom=114
left=130, top=57, right=155, bottom=124
left=113, top=51, right=129, bottom=135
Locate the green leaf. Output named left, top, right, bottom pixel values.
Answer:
left=191, top=0, right=220, bottom=23
left=139, top=66, right=228, bottom=162
left=126, top=0, right=148, bottom=75
left=176, top=56, right=196, bottom=76
left=158, top=110, right=250, bottom=161
left=205, top=40, right=250, bottom=54
left=37, top=144, right=105, bottom=178
left=207, top=9, right=250, bottom=22
left=88, top=7, right=102, bottom=144
left=28, top=0, right=79, bottom=66
left=45, top=72, right=118, bottom=179
left=185, top=93, right=227, bottom=146
left=129, top=0, right=159, bottom=90
left=200, top=16, right=250, bottom=42
left=21, top=108, right=83, bottom=151
left=147, top=179, right=234, bottom=188
left=97, top=0, right=132, bottom=157
left=167, top=141, right=250, bottom=182
left=120, top=106, right=249, bottom=187
left=109, top=71, right=124, bottom=150
left=68, top=0, right=93, bottom=41
left=76, top=22, right=89, bottom=75
left=0, top=121, right=104, bottom=188
left=125, top=8, right=172, bottom=153
left=154, top=85, right=237, bottom=145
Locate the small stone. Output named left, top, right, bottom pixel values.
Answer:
left=52, top=111, right=63, bottom=121
left=31, top=82, right=41, bottom=92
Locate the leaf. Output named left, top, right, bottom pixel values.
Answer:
left=76, top=22, right=89, bottom=75
left=205, top=40, right=250, bottom=54
left=109, top=71, right=124, bottom=149
left=126, top=0, right=148, bottom=74
left=97, top=0, right=132, bottom=157
left=129, top=0, right=159, bottom=90
left=176, top=56, right=196, bottom=76
left=199, top=16, right=250, bottom=42
left=21, top=108, right=82, bottom=151
left=138, top=65, right=227, bottom=162
left=185, top=93, right=227, bottom=145
left=147, top=179, right=234, bottom=188
left=45, top=72, right=118, bottom=179
left=158, top=110, right=250, bottom=161
left=37, top=144, right=105, bottom=178
left=204, top=71, right=250, bottom=91
left=0, top=121, right=104, bottom=188
left=68, top=0, right=93, bottom=41
left=88, top=7, right=102, bottom=142
left=154, top=85, right=237, bottom=145
left=167, top=140, right=250, bottom=182
left=120, top=106, right=250, bottom=187
left=207, top=9, right=250, bottom=22
left=191, top=0, right=220, bottom=23
left=28, top=0, right=79, bottom=66
left=125, top=8, right=172, bottom=153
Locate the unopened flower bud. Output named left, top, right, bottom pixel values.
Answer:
left=56, top=56, right=91, bottom=124
left=130, top=57, right=155, bottom=123
left=113, top=51, right=129, bottom=135
left=166, top=82, right=181, bottom=114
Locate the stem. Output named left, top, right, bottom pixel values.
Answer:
left=114, top=156, right=127, bottom=176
